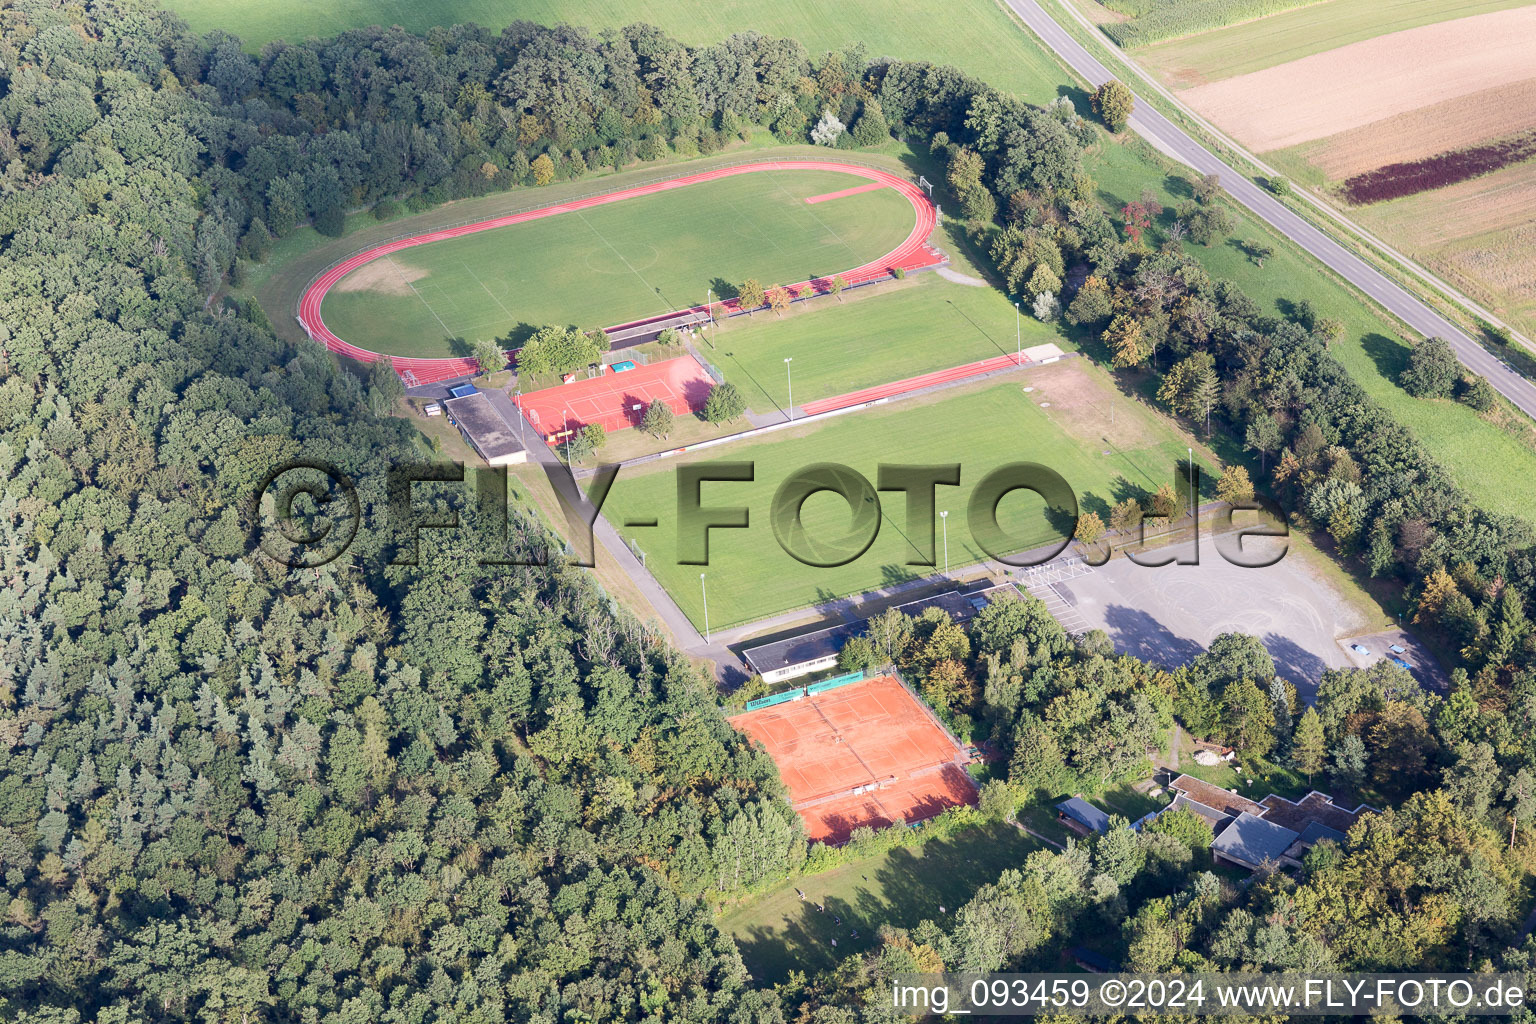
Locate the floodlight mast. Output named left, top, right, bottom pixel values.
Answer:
left=785, top=357, right=794, bottom=422
left=940, top=510, right=950, bottom=576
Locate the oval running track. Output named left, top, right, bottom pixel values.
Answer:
left=297, top=161, right=940, bottom=385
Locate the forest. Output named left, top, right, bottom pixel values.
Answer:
left=5, top=0, right=1536, bottom=1020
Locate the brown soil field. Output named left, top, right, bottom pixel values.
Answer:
left=1180, top=7, right=1536, bottom=151
left=1302, top=78, right=1536, bottom=180
left=333, top=256, right=427, bottom=295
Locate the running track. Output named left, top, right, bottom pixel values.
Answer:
left=297, top=161, right=941, bottom=386
left=799, top=353, right=1030, bottom=417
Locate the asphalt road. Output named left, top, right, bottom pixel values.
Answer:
left=1002, top=0, right=1536, bottom=422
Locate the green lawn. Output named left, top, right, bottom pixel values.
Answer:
left=167, top=0, right=1067, bottom=106
left=1133, top=0, right=1532, bottom=82
left=602, top=378, right=1208, bottom=630
left=718, top=821, right=1040, bottom=983
left=320, top=168, right=914, bottom=357
left=704, top=272, right=1060, bottom=413
left=1089, top=139, right=1536, bottom=522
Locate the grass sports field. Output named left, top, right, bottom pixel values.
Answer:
left=704, top=273, right=1064, bottom=413
left=166, top=0, right=1066, bottom=107
left=719, top=821, right=1040, bottom=982
left=602, top=366, right=1207, bottom=630
left=319, top=168, right=915, bottom=357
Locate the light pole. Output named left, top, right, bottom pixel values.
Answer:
left=700, top=572, right=710, bottom=643
left=1014, top=301, right=1021, bottom=364
left=707, top=288, right=714, bottom=325
left=1187, top=446, right=1194, bottom=518
left=940, top=510, right=950, bottom=576
left=785, top=357, right=794, bottom=421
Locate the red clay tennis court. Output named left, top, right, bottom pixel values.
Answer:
left=729, top=675, right=975, bottom=844
left=515, top=354, right=715, bottom=437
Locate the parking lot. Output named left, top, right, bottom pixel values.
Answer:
left=1339, top=627, right=1448, bottom=691
left=1027, top=532, right=1372, bottom=702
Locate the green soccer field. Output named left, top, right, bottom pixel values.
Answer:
left=318, top=168, right=915, bottom=357
left=702, top=271, right=1065, bottom=414
left=602, top=378, right=1206, bottom=631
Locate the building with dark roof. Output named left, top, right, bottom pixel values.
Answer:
left=1070, top=947, right=1118, bottom=973
left=1295, top=820, right=1348, bottom=847
left=444, top=392, right=526, bottom=466
left=1056, top=796, right=1112, bottom=835
left=1169, top=775, right=1265, bottom=818
left=1259, top=791, right=1375, bottom=834
left=1166, top=792, right=1235, bottom=833
left=1211, top=812, right=1301, bottom=871
left=742, top=622, right=862, bottom=683
left=740, top=583, right=1015, bottom=684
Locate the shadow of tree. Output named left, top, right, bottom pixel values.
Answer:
left=1163, top=173, right=1195, bottom=202
left=1263, top=632, right=1326, bottom=703
left=1102, top=604, right=1203, bottom=668
left=1361, top=332, right=1411, bottom=384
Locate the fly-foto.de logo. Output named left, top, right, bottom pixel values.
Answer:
left=249, top=458, right=1289, bottom=570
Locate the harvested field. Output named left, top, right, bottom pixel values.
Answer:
left=1136, top=0, right=1532, bottom=85
left=1351, top=160, right=1536, bottom=334
left=1447, top=225, right=1536, bottom=302
left=1341, top=130, right=1536, bottom=205
left=1179, top=7, right=1536, bottom=151
left=1297, top=78, right=1536, bottom=181
left=1353, top=160, right=1536, bottom=250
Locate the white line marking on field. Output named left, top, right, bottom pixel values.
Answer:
left=385, top=255, right=454, bottom=337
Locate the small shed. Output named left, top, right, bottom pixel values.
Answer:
left=1056, top=796, right=1111, bottom=835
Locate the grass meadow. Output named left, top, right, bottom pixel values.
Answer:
left=319, top=168, right=915, bottom=357
left=718, top=821, right=1041, bottom=982
left=601, top=370, right=1208, bottom=630
left=1090, top=139, right=1536, bottom=521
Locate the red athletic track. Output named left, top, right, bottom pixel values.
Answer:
left=799, top=352, right=1029, bottom=418
left=297, top=161, right=940, bottom=386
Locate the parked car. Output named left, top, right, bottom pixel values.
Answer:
left=1388, top=643, right=1406, bottom=654
left=1391, top=657, right=1412, bottom=670
left=1350, top=643, right=1371, bottom=656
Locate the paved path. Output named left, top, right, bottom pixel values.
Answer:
left=1002, top=0, right=1536, bottom=423
left=504, top=397, right=740, bottom=667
